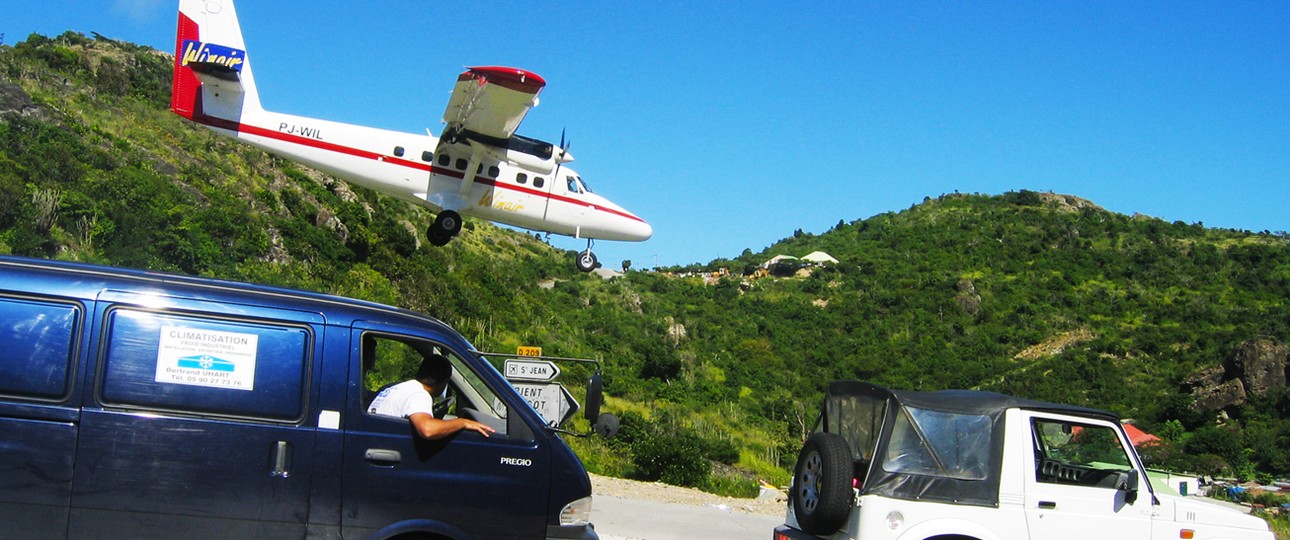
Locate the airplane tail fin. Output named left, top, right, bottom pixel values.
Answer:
left=171, top=0, right=262, bottom=122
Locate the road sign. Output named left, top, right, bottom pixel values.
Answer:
left=512, top=382, right=579, bottom=427
left=504, top=359, right=561, bottom=382
left=516, top=346, right=542, bottom=357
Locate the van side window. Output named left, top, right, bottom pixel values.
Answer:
left=1032, top=419, right=1134, bottom=487
left=361, top=333, right=511, bottom=433
left=0, top=296, right=79, bottom=400
left=99, top=309, right=311, bottom=422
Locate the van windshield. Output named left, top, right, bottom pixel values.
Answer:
left=455, top=353, right=507, bottom=418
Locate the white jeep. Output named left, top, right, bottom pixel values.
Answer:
left=774, top=381, right=1273, bottom=540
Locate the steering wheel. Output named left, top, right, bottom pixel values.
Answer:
left=433, top=385, right=457, bottom=418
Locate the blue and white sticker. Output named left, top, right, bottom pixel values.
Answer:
left=155, top=326, right=258, bottom=391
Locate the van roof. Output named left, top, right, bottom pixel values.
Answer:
left=0, top=255, right=456, bottom=336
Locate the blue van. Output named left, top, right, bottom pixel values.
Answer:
left=0, top=256, right=599, bottom=540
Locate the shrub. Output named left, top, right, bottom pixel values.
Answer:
left=701, top=472, right=759, bottom=498
left=631, top=431, right=709, bottom=488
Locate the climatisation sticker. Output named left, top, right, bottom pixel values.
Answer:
left=154, top=326, right=259, bottom=391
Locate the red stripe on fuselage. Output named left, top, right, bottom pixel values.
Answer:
left=188, top=113, right=645, bottom=224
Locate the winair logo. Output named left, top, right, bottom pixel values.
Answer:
left=180, top=40, right=246, bottom=73
left=500, top=457, right=532, bottom=467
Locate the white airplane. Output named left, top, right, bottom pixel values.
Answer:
left=170, top=0, right=651, bottom=272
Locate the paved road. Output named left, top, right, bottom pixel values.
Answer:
left=593, top=493, right=782, bottom=540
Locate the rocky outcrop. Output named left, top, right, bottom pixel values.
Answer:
left=1227, top=339, right=1287, bottom=396
left=955, top=279, right=982, bottom=316
left=1191, top=378, right=1249, bottom=411
left=1184, top=338, right=1288, bottom=411
left=0, top=79, right=41, bottom=118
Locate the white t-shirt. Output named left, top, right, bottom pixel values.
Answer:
left=368, top=380, right=434, bottom=419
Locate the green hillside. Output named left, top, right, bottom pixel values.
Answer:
left=3, top=32, right=1288, bottom=493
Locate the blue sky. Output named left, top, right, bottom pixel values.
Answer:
left=3, top=1, right=1287, bottom=269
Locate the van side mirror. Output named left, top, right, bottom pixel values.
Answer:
left=584, top=372, right=603, bottom=422
left=583, top=371, right=619, bottom=438
left=593, top=413, right=619, bottom=438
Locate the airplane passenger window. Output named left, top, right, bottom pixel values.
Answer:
left=438, top=154, right=450, bottom=167
left=455, top=158, right=467, bottom=171
left=488, top=166, right=500, bottom=178
left=516, top=173, right=528, bottom=185
left=393, top=146, right=405, bottom=157
left=421, top=151, right=433, bottom=162
left=534, top=177, right=545, bottom=188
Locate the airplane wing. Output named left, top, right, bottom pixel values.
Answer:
left=441, top=66, right=546, bottom=143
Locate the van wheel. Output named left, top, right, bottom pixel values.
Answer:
left=792, top=432, right=853, bottom=535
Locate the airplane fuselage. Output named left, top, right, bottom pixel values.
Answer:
left=196, top=109, right=650, bottom=242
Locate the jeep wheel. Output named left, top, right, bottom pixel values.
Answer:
left=791, top=432, right=853, bottom=535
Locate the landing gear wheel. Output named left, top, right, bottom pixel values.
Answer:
left=576, top=249, right=599, bottom=273
left=428, top=227, right=452, bottom=247
left=428, top=210, right=462, bottom=246
left=791, top=432, right=853, bottom=535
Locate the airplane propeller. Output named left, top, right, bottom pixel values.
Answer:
left=553, top=129, right=599, bottom=272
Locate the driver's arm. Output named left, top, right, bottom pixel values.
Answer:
left=408, top=412, right=495, bottom=440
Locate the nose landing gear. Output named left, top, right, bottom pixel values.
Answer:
left=576, top=240, right=599, bottom=273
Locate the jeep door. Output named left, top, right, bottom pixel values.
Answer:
left=1022, top=412, right=1152, bottom=538
left=340, top=323, right=549, bottom=539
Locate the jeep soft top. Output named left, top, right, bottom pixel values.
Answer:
left=818, top=380, right=1118, bottom=508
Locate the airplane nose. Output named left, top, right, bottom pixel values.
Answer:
left=629, top=218, right=653, bottom=241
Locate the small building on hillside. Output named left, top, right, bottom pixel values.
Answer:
left=762, top=255, right=799, bottom=268
left=801, top=251, right=839, bottom=265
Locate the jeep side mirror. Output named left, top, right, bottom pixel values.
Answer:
left=1118, top=470, right=1140, bottom=505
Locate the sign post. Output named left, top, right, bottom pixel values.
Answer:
left=504, top=359, right=561, bottom=382
left=511, top=382, right=579, bottom=427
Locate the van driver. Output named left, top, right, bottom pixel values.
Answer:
left=368, top=354, right=496, bottom=439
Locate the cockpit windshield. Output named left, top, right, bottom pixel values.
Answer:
left=566, top=176, right=593, bottom=194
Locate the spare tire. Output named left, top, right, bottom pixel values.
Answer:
left=791, top=432, right=853, bottom=535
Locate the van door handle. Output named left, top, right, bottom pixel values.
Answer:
left=365, top=448, right=402, bottom=465
left=271, top=441, right=292, bottom=478
left=1038, top=501, right=1057, bottom=509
